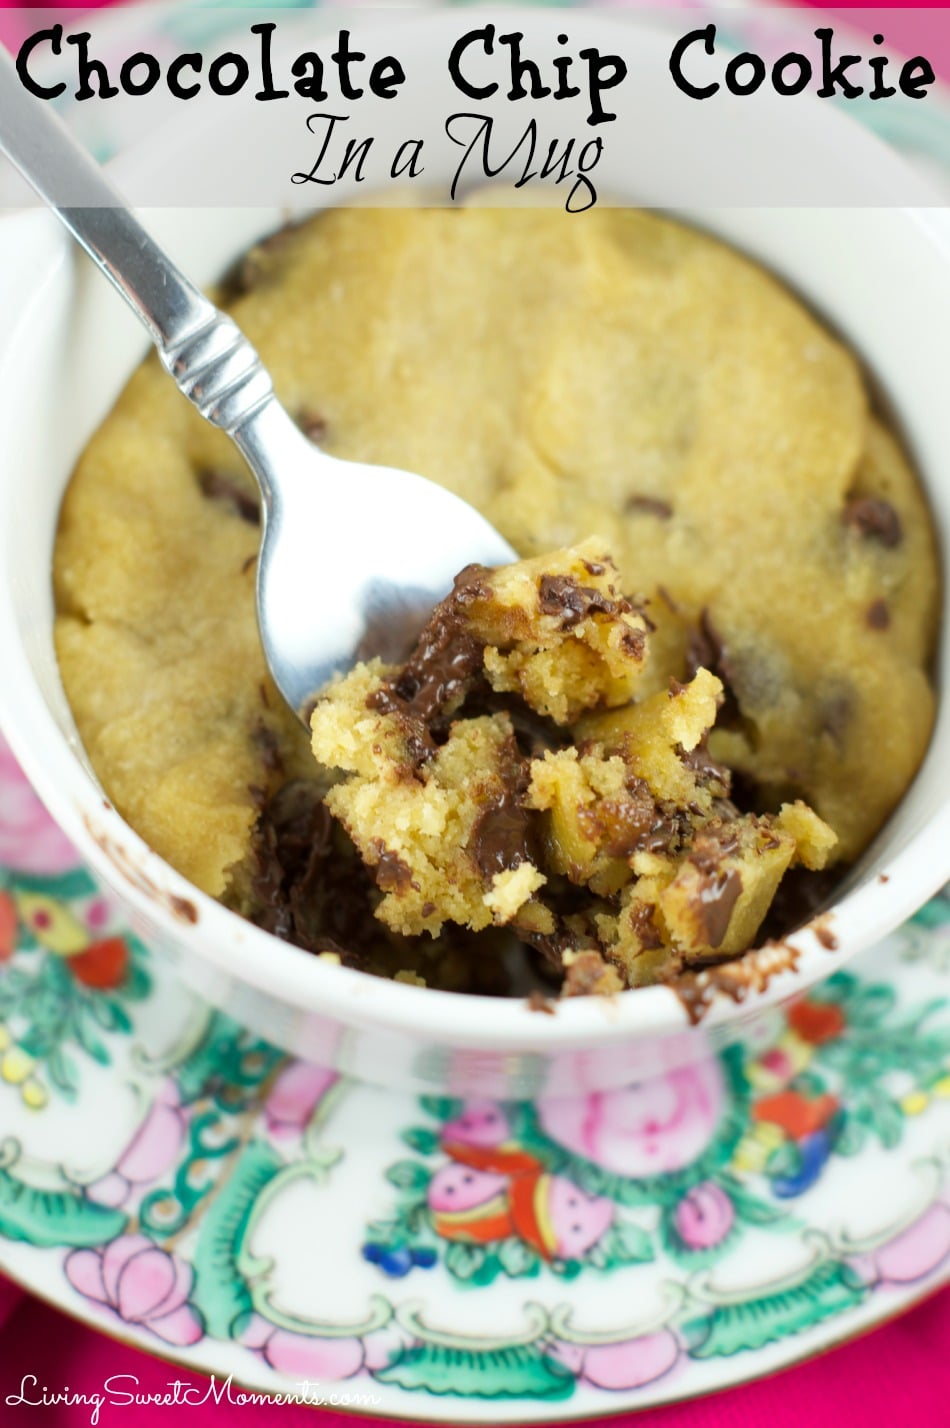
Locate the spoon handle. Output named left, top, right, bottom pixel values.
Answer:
left=0, top=44, right=274, bottom=433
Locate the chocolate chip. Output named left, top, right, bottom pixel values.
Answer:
left=692, top=867, right=743, bottom=949
left=843, top=496, right=902, bottom=548
left=685, top=609, right=742, bottom=723
left=372, top=843, right=413, bottom=893
left=576, top=781, right=664, bottom=859
left=561, top=949, right=614, bottom=996
left=624, top=494, right=673, bottom=520
left=470, top=743, right=536, bottom=881
left=818, top=689, right=853, bottom=749
left=251, top=720, right=283, bottom=776
left=678, top=738, right=731, bottom=794
left=628, top=902, right=663, bottom=951
left=690, top=827, right=740, bottom=875
left=527, top=990, right=556, bottom=1014
left=621, top=627, right=647, bottom=659
left=298, top=409, right=328, bottom=444
left=538, top=575, right=631, bottom=629
left=197, top=468, right=260, bottom=525
left=377, top=565, right=491, bottom=726
left=866, top=598, right=891, bottom=631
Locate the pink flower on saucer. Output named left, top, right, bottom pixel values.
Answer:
left=550, top=1329, right=680, bottom=1390
left=538, top=1056, right=724, bottom=1178
left=86, top=1079, right=187, bottom=1208
left=65, top=1234, right=203, bottom=1346
left=240, top=1312, right=406, bottom=1379
left=0, top=737, right=78, bottom=875
left=264, top=1059, right=338, bottom=1138
left=862, top=1201, right=950, bottom=1287
left=673, top=1181, right=735, bottom=1251
left=441, top=1099, right=512, bottom=1149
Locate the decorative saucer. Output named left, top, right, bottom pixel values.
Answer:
left=2, top=734, right=950, bottom=1421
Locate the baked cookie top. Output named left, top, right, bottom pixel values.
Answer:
left=54, top=206, right=938, bottom=934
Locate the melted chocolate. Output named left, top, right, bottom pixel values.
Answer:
left=818, top=689, right=853, bottom=750
left=843, top=496, right=902, bottom=548
left=298, top=409, right=328, bottom=444
left=685, top=609, right=741, bottom=725
left=470, top=737, right=535, bottom=880
left=251, top=720, right=283, bottom=776
left=376, top=565, right=491, bottom=726
left=866, top=598, right=891, bottom=631
left=693, top=868, right=743, bottom=949
left=471, top=795, right=533, bottom=880
left=561, top=949, right=615, bottom=996
left=250, top=780, right=373, bottom=964
left=625, top=494, right=673, bottom=520
left=674, top=940, right=802, bottom=1024
left=814, top=922, right=838, bottom=950
left=679, top=737, right=731, bottom=793
left=197, top=468, right=260, bottom=525
left=690, top=827, right=740, bottom=874
left=373, top=844, right=414, bottom=893
left=576, top=779, right=663, bottom=859
left=538, top=575, right=632, bottom=629
left=628, top=901, right=663, bottom=950
left=527, top=990, right=557, bottom=1014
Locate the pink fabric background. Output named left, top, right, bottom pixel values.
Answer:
left=2, top=0, right=950, bottom=1422
left=2, top=1270, right=950, bottom=1424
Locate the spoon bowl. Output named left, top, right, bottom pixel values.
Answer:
left=249, top=423, right=516, bottom=711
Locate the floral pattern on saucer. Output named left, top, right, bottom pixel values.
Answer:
left=3, top=735, right=950, bottom=1420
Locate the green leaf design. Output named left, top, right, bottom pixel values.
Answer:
left=912, top=897, right=950, bottom=930
left=867, top=1093, right=903, bottom=1150
left=445, top=1241, right=487, bottom=1281
left=723, top=1179, right=788, bottom=1228
left=767, top=1142, right=802, bottom=1181
left=551, top=1258, right=583, bottom=1280
left=72, top=1010, right=109, bottom=1066
left=496, top=1236, right=540, bottom=1278
left=791, top=1070, right=828, bottom=1100
left=834, top=1113, right=865, bottom=1157
left=122, top=961, right=152, bottom=1002
left=9, top=868, right=99, bottom=900
left=191, top=1139, right=283, bottom=1338
left=683, top=1260, right=867, bottom=1358
left=601, top=1217, right=654, bottom=1265
left=0, top=1170, right=127, bottom=1248
left=845, top=985, right=897, bottom=1027
left=401, top=1126, right=440, bottom=1156
left=808, top=972, right=855, bottom=1005
left=376, top=1342, right=574, bottom=1400
left=174, top=1012, right=243, bottom=1104
left=419, top=1096, right=463, bottom=1123
left=385, top=1160, right=431, bottom=1193
left=46, top=1044, right=78, bottom=1100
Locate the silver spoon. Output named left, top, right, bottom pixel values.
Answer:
left=0, top=48, right=515, bottom=717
